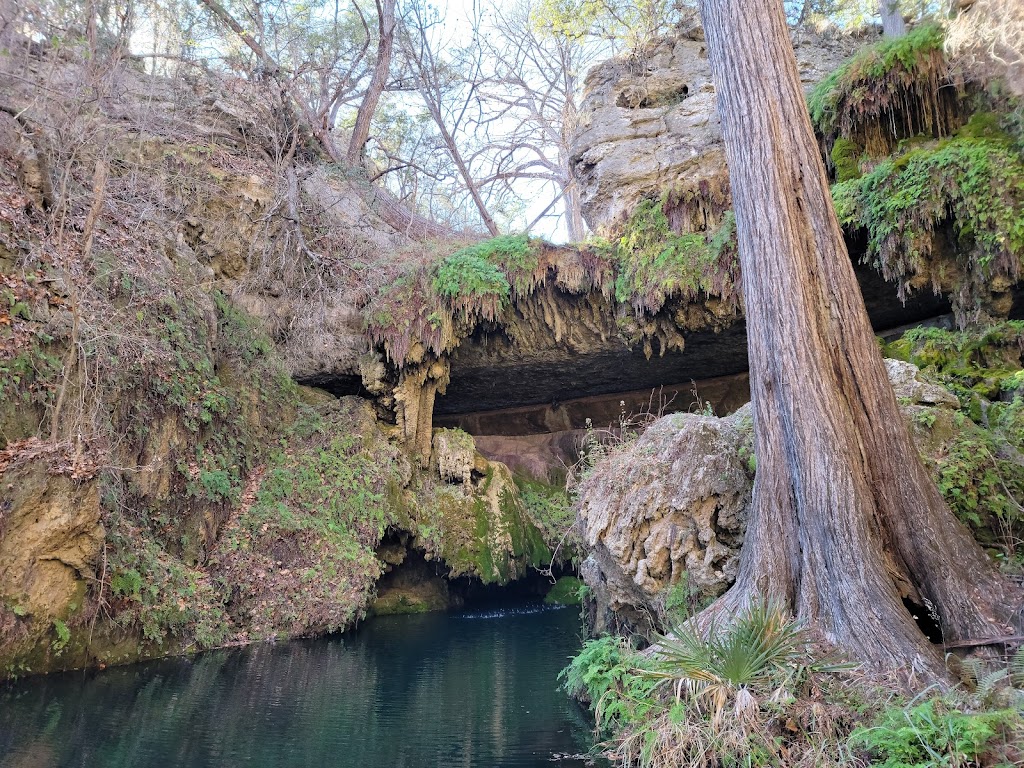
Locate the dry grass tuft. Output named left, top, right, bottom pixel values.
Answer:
left=947, top=1, right=1024, bottom=95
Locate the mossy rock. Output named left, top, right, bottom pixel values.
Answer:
left=421, top=460, right=550, bottom=585
left=544, top=576, right=584, bottom=606
left=830, top=138, right=863, bottom=183
left=371, top=582, right=450, bottom=616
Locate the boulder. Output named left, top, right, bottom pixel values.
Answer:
left=577, top=408, right=751, bottom=635
left=576, top=359, right=979, bottom=635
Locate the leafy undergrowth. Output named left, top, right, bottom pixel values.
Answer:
left=211, top=400, right=404, bottom=641
left=850, top=695, right=1022, bottom=768
left=93, top=284, right=302, bottom=650
left=516, top=476, right=580, bottom=565
left=809, top=23, right=964, bottom=156
left=885, top=322, right=1024, bottom=562
left=609, top=202, right=740, bottom=316
left=565, top=602, right=1024, bottom=768
left=833, top=120, right=1024, bottom=323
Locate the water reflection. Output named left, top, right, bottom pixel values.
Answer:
left=1, top=606, right=604, bottom=768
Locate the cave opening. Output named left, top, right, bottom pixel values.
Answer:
left=373, top=532, right=579, bottom=615
left=902, top=596, right=944, bottom=645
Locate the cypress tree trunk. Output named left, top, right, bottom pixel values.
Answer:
left=697, top=0, right=1022, bottom=679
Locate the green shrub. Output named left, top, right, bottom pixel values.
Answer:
left=646, top=600, right=804, bottom=725
left=849, top=697, right=1020, bottom=768
left=560, top=635, right=657, bottom=733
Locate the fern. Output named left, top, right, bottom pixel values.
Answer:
left=1012, top=647, right=1024, bottom=689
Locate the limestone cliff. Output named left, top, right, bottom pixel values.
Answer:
left=570, top=24, right=863, bottom=235
left=0, top=46, right=549, bottom=678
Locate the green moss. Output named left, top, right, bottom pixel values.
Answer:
left=809, top=23, right=948, bottom=140
left=833, top=133, right=1024, bottom=320
left=372, top=591, right=446, bottom=615
left=435, top=426, right=475, bottom=452
left=544, top=576, right=583, bottom=605
left=423, top=466, right=550, bottom=584
left=614, top=201, right=739, bottom=314
left=885, top=322, right=1024, bottom=552
left=503, top=486, right=552, bottom=569
left=831, top=137, right=863, bottom=182
left=516, top=476, right=579, bottom=562
left=956, top=111, right=1009, bottom=141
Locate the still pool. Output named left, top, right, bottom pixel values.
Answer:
left=0, top=605, right=607, bottom=768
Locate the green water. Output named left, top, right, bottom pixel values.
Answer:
left=0, top=605, right=606, bottom=767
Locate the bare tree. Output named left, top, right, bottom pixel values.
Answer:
left=473, top=1, right=603, bottom=240
left=347, top=0, right=396, bottom=163
left=698, top=0, right=1022, bottom=679
left=879, top=0, right=908, bottom=36
left=396, top=0, right=499, bottom=235
left=198, top=0, right=375, bottom=162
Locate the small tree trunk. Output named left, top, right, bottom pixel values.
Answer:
left=347, top=0, right=396, bottom=165
left=880, top=1, right=908, bottom=37
left=564, top=180, right=586, bottom=241
left=698, top=0, right=1022, bottom=680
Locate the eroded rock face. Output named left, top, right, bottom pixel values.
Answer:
left=413, top=455, right=550, bottom=585
left=577, top=408, right=752, bottom=635
left=570, top=26, right=863, bottom=234
left=434, top=428, right=476, bottom=485
left=0, top=465, right=103, bottom=620
left=576, top=360, right=970, bottom=636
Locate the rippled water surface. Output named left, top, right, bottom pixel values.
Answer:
left=1, top=604, right=606, bottom=768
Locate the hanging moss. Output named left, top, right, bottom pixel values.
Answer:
left=660, top=172, right=732, bottom=234
left=613, top=200, right=740, bottom=315
left=830, top=137, right=863, bottom=182
left=362, top=203, right=740, bottom=371
left=363, top=267, right=450, bottom=364
left=832, top=131, right=1024, bottom=321
left=808, top=23, right=966, bottom=157
left=363, top=233, right=622, bottom=366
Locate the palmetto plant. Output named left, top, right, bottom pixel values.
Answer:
left=645, top=599, right=805, bottom=728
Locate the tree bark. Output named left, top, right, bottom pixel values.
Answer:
left=698, top=0, right=1022, bottom=680
left=879, top=1, right=908, bottom=37
left=347, top=0, right=396, bottom=164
